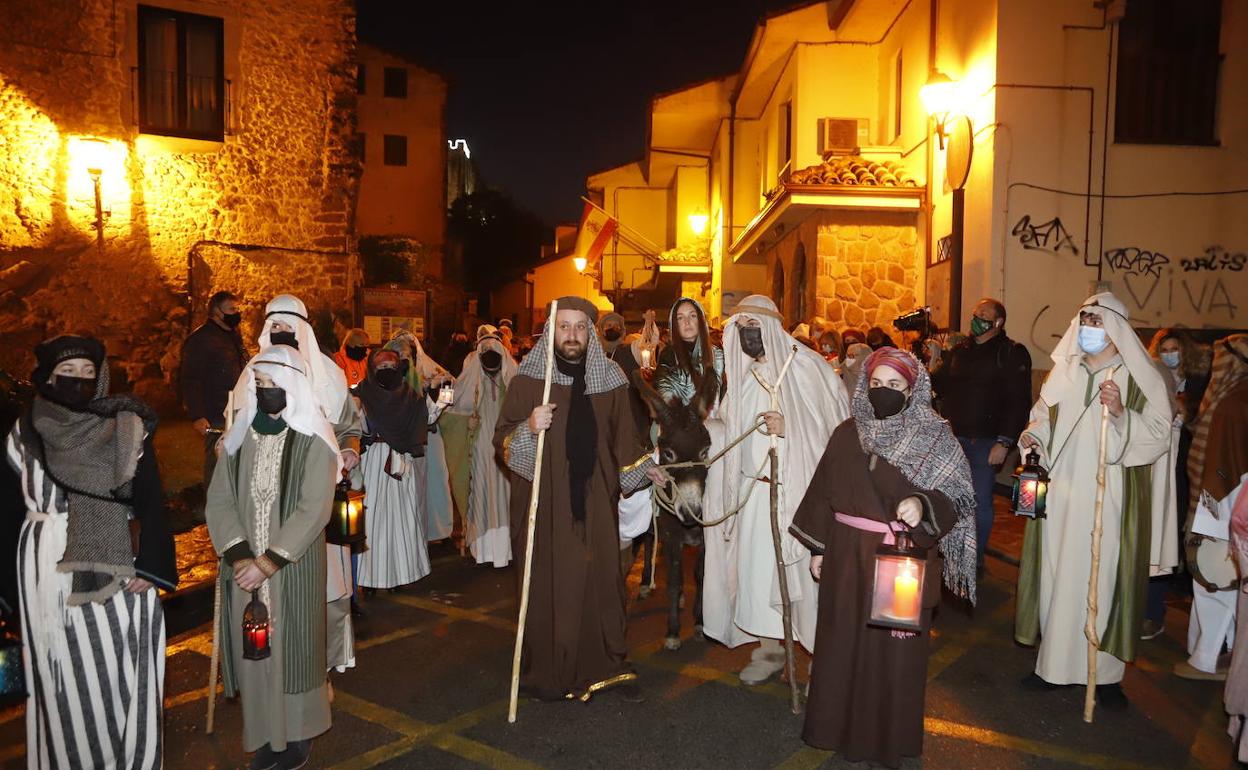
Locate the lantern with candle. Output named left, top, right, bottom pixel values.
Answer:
left=327, top=480, right=366, bottom=546
left=0, top=601, right=27, bottom=707
left=241, top=591, right=271, bottom=660
left=868, top=530, right=926, bottom=633
left=1011, top=448, right=1050, bottom=519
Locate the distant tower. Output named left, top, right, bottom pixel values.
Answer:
left=447, top=138, right=477, bottom=209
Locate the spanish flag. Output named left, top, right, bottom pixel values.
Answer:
left=574, top=201, right=618, bottom=270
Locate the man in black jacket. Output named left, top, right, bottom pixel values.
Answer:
left=931, top=298, right=1032, bottom=566
left=180, top=290, right=248, bottom=484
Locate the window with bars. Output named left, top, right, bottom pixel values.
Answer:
left=1114, top=0, right=1222, bottom=146
left=137, top=5, right=225, bottom=141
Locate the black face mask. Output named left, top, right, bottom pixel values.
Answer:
left=603, top=328, right=622, bottom=342
left=868, top=386, right=908, bottom=419
left=49, top=375, right=97, bottom=409
left=345, top=345, right=368, bottom=361
left=221, top=312, right=242, bottom=329
left=479, top=350, right=502, bottom=372
left=270, top=331, right=298, bottom=349
left=256, top=386, right=287, bottom=415
left=739, top=327, right=765, bottom=359
left=375, top=367, right=405, bottom=391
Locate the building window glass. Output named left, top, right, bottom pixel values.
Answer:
left=383, top=134, right=407, bottom=166
left=357, top=64, right=366, bottom=95
left=892, top=52, right=904, bottom=141
left=1114, top=0, right=1221, bottom=146
left=383, top=67, right=407, bottom=98
left=138, top=5, right=225, bottom=140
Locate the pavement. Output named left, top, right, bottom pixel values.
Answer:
left=0, top=501, right=1239, bottom=769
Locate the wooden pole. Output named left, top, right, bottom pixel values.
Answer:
left=1083, top=399, right=1112, bottom=723
left=766, top=345, right=801, bottom=714
left=206, top=390, right=234, bottom=733
left=508, top=300, right=558, bottom=724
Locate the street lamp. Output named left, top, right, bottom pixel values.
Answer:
left=920, top=71, right=959, bottom=149
left=76, top=137, right=111, bottom=250
left=573, top=256, right=588, bottom=273
left=688, top=210, right=709, bottom=237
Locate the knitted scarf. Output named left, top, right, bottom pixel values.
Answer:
left=24, top=363, right=157, bottom=605
left=851, top=352, right=978, bottom=603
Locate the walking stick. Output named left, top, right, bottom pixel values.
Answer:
left=1083, top=396, right=1112, bottom=723
left=761, top=345, right=801, bottom=714
left=206, top=390, right=233, bottom=733
left=508, top=300, right=558, bottom=724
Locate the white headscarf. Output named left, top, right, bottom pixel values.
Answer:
left=720, top=295, right=850, bottom=561
left=1040, top=292, right=1169, bottom=411
left=390, top=327, right=450, bottom=388
left=450, top=336, right=517, bottom=416
left=253, top=294, right=350, bottom=421
left=224, top=345, right=343, bottom=477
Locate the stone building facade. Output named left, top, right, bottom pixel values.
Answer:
left=0, top=0, right=360, bottom=410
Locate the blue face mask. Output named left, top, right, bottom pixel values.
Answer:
left=1160, top=350, right=1181, bottom=369
left=1078, top=326, right=1109, bottom=355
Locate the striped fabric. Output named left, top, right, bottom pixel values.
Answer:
left=6, top=423, right=165, bottom=770
left=357, top=443, right=430, bottom=588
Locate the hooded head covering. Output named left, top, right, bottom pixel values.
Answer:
left=25, top=335, right=159, bottom=605
left=517, top=300, right=626, bottom=396
left=598, top=311, right=626, bottom=355
left=333, top=328, right=370, bottom=388
left=253, top=294, right=350, bottom=421
left=849, top=349, right=978, bottom=602
left=224, top=345, right=343, bottom=476
left=389, top=327, right=450, bottom=393
left=477, top=324, right=499, bottom=342
left=1190, top=334, right=1248, bottom=511
left=720, top=295, right=850, bottom=562
left=1040, top=292, right=1168, bottom=412
left=355, top=348, right=427, bottom=456
left=451, top=336, right=518, bottom=418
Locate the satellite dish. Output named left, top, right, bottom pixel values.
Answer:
left=946, top=115, right=973, bottom=191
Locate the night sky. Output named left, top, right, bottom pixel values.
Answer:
left=357, top=0, right=796, bottom=227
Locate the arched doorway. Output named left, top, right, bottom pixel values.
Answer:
left=792, top=242, right=807, bottom=322
left=772, top=259, right=785, bottom=317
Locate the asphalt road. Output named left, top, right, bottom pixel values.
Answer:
left=1, top=517, right=1239, bottom=769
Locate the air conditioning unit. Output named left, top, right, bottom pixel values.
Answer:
left=818, top=117, right=870, bottom=157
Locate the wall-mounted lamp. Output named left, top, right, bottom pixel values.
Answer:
left=920, top=71, right=960, bottom=150
left=77, top=137, right=111, bottom=250
left=573, top=256, right=588, bottom=273
left=688, top=210, right=709, bottom=237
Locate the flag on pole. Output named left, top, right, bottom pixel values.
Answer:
left=574, top=201, right=618, bottom=269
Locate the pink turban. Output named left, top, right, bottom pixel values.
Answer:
left=863, top=347, right=919, bottom=387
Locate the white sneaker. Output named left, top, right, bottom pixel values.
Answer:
left=739, top=650, right=785, bottom=685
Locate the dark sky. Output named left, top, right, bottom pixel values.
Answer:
left=357, top=0, right=796, bottom=227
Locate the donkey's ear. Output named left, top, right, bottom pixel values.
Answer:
left=631, top=369, right=674, bottom=424
left=691, top=370, right=719, bottom=421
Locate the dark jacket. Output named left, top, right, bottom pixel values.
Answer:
left=931, top=332, right=1032, bottom=442
left=179, top=321, right=247, bottom=426
left=611, top=345, right=653, bottom=450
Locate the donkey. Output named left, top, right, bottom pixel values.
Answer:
left=633, top=369, right=718, bottom=651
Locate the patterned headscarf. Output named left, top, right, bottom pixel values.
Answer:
left=863, top=347, right=919, bottom=387
left=1190, top=334, right=1248, bottom=512
left=851, top=349, right=977, bottom=603
left=517, top=301, right=627, bottom=396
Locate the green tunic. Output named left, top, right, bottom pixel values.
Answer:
left=206, top=426, right=337, bottom=752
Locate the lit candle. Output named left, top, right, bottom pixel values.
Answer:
left=641, top=348, right=652, bottom=368
left=892, top=562, right=920, bottom=620
left=249, top=624, right=268, bottom=652
left=347, top=500, right=360, bottom=534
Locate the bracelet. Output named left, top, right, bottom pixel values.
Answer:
left=254, top=554, right=279, bottom=578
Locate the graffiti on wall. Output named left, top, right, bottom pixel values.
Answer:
left=1179, top=246, right=1247, bottom=273
left=1011, top=215, right=1080, bottom=256
left=1104, top=245, right=1240, bottom=318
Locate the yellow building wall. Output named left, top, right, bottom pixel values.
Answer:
left=530, top=256, right=614, bottom=315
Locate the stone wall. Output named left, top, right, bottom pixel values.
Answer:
left=0, top=0, right=360, bottom=411
left=766, top=209, right=921, bottom=338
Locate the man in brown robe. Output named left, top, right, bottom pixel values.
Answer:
left=494, top=296, right=666, bottom=702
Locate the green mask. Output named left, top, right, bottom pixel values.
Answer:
left=970, top=316, right=995, bottom=337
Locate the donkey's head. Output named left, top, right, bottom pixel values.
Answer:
left=634, top=369, right=717, bottom=522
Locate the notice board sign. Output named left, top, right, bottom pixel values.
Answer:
left=362, top=286, right=427, bottom=342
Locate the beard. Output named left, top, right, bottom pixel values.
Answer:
left=556, top=339, right=586, bottom=362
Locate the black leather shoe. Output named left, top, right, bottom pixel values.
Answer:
left=248, top=745, right=278, bottom=770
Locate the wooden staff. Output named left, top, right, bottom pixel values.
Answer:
left=1083, top=397, right=1112, bottom=723
left=508, top=300, right=558, bottom=724
left=763, top=345, right=801, bottom=714
left=206, top=389, right=233, bottom=733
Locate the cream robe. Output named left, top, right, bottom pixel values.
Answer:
left=1021, top=356, right=1171, bottom=684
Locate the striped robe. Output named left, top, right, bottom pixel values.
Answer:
left=6, top=422, right=165, bottom=770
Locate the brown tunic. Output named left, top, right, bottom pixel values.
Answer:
left=494, top=373, right=651, bottom=699
left=791, top=419, right=958, bottom=769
